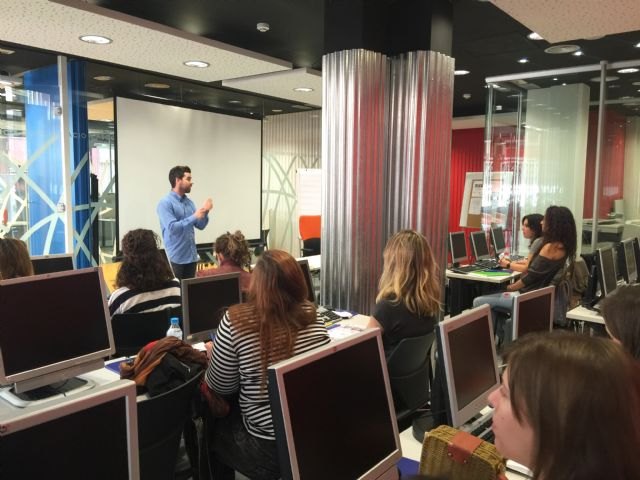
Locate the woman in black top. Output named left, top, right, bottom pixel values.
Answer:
left=368, top=230, right=441, bottom=353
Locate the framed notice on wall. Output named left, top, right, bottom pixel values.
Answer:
left=459, top=172, right=484, bottom=228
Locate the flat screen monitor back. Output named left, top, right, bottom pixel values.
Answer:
left=621, top=240, right=638, bottom=284
left=31, top=254, right=74, bottom=275
left=470, top=231, right=490, bottom=261
left=269, top=330, right=401, bottom=480
left=512, top=286, right=554, bottom=340
left=449, top=232, right=468, bottom=265
left=296, top=259, right=317, bottom=304
left=596, top=247, right=618, bottom=298
left=181, top=272, right=241, bottom=343
left=437, top=304, right=499, bottom=428
left=490, top=227, right=506, bottom=256
left=635, top=238, right=640, bottom=280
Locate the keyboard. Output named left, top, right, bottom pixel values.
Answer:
left=450, top=264, right=485, bottom=274
left=316, top=307, right=342, bottom=326
left=475, top=259, right=500, bottom=269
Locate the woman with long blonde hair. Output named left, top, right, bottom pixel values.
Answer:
left=368, top=230, right=441, bottom=353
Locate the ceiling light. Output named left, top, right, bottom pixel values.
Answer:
left=590, top=75, right=619, bottom=82
left=257, top=22, right=270, bottom=33
left=462, top=93, right=471, bottom=99
left=144, top=82, right=170, bottom=89
left=552, top=77, right=558, bottom=81
left=79, top=35, right=112, bottom=45
left=636, top=42, right=640, bottom=48
left=272, top=109, right=283, bottom=113
left=562, top=83, right=567, bottom=86
left=228, top=100, right=242, bottom=104
left=518, top=58, right=529, bottom=64
left=183, top=60, right=209, bottom=68
left=0, top=47, right=15, bottom=55
left=293, top=87, right=314, bottom=92
left=527, top=32, right=543, bottom=41
left=454, top=69, right=470, bottom=76
left=545, top=44, right=580, bottom=54
left=618, top=68, right=639, bottom=74
left=93, top=75, right=113, bottom=81
left=572, top=50, right=584, bottom=56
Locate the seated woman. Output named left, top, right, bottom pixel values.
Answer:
left=0, top=237, right=34, bottom=279
left=601, top=284, right=640, bottom=360
left=488, top=332, right=640, bottom=479
left=205, top=250, right=330, bottom=480
left=473, top=206, right=577, bottom=342
left=498, top=213, right=543, bottom=273
left=197, top=230, right=252, bottom=294
left=108, top=229, right=181, bottom=316
left=368, top=230, right=441, bottom=354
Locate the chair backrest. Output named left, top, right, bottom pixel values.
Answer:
left=386, top=332, right=435, bottom=420
left=299, top=215, right=321, bottom=241
left=111, top=309, right=174, bottom=357
left=137, top=371, right=203, bottom=480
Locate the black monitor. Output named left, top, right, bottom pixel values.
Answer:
left=268, top=330, right=401, bottom=480
left=296, top=258, right=316, bottom=304
left=0, top=268, right=114, bottom=403
left=437, top=304, right=500, bottom=428
left=618, top=239, right=638, bottom=284
left=0, top=381, right=139, bottom=478
left=490, top=226, right=506, bottom=257
left=30, top=254, right=74, bottom=274
left=181, top=273, right=241, bottom=343
left=449, top=231, right=468, bottom=266
left=596, top=247, right=618, bottom=299
left=470, top=231, right=491, bottom=261
left=512, top=286, right=555, bottom=340
left=634, top=238, right=640, bottom=281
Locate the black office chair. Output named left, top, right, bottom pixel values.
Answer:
left=386, top=332, right=436, bottom=425
left=137, top=371, right=203, bottom=480
left=301, top=237, right=321, bottom=256
left=111, top=309, right=177, bottom=357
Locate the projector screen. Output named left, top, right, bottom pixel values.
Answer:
left=116, top=97, right=262, bottom=247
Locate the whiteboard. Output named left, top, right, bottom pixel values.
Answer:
left=116, top=97, right=262, bottom=244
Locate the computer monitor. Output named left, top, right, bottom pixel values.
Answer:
left=470, top=231, right=491, bottom=261
left=182, top=272, right=242, bottom=343
left=0, top=268, right=114, bottom=398
left=0, top=380, right=139, bottom=479
left=512, top=286, right=555, bottom=340
left=596, top=247, right=618, bottom=298
left=437, top=304, right=500, bottom=428
left=30, top=254, right=74, bottom=274
left=490, top=226, right=506, bottom=257
left=618, top=239, right=638, bottom=284
left=634, top=238, right=640, bottom=280
left=296, top=258, right=316, bottom=304
left=449, top=231, right=468, bottom=266
left=269, top=330, right=401, bottom=480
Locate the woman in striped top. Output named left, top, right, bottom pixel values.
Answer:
left=108, top=229, right=181, bottom=316
left=206, top=249, right=330, bottom=480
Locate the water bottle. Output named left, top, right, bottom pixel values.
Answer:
left=166, top=317, right=183, bottom=340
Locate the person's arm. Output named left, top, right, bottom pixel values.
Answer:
left=499, top=256, right=529, bottom=273
left=194, top=198, right=212, bottom=230
left=157, top=197, right=199, bottom=236
left=205, top=312, right=240, bottom=394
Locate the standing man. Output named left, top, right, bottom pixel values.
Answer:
left=157, top=165, right=213, bottom=280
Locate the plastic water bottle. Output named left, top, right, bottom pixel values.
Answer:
left=166, top=317, right=183, bottom=340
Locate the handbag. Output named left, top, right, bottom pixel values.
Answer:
left=419, top=425, right=507, bottom=480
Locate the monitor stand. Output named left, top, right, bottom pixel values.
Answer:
left=0, top=377, right=95, bottom=408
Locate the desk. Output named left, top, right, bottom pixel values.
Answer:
left=447, top=269, right=521, bottom=316
left=566, top=305, right=606, bottom=336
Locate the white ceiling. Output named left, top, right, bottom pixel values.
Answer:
left=492, top=0, right=640, bottom=43
left=0, top=0, right=291, bottom=83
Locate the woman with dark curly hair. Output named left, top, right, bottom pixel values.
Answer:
left=0, top=237, right=33, bottom=279
left=197, top=230, right=252, bottom=294
left=498, top=213, right=544, bottom=273
left=473, top=206, right=577, bottom=342
left=108, top=229, right=181, bottom=316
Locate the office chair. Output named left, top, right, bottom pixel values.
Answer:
left=299, top=215, right=321, bottom=256
left=385, top=332, right=436, bottom=426
left=137, top=371, right=203, bottom=480
left=111, top=309, right=177, bottom=357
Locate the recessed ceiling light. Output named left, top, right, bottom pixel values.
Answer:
left=228, top=100, right=242, bottom=104
left=562, top=83, right=567, bottom=86
left=608, top=84, right=621, bottom=88
left=272, top=109, right=283, bottom=113
left=454, top=69, right=470, bottom=76
left=620, top=96, right=632, bottom=100
left=0, top=47, right=15, bottom=55
left=518, top=58, right=529, bottom=64
left=145, top=82, right=170, bottom=89
left=462, top=93, right=471, bottom=99
left=93, top=75, right=113, bottom=81
left=183, top=60, right=209, bottom=68
left=590, top=75, right=619, bottom=82
left=552, top=77, right=558, bottom=81
left=545, top=44, right=580, bottom=54
left=618, top=68, right=639, bottom=74
left=527, top=32, right=543, bottom=41
left=293, top=87, right=314, bottom=92
left=636, top=42, right=640, bottom=48
left=79, top=35, right=112, bottom=45
left=572, top=50, right=584, bottom=56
